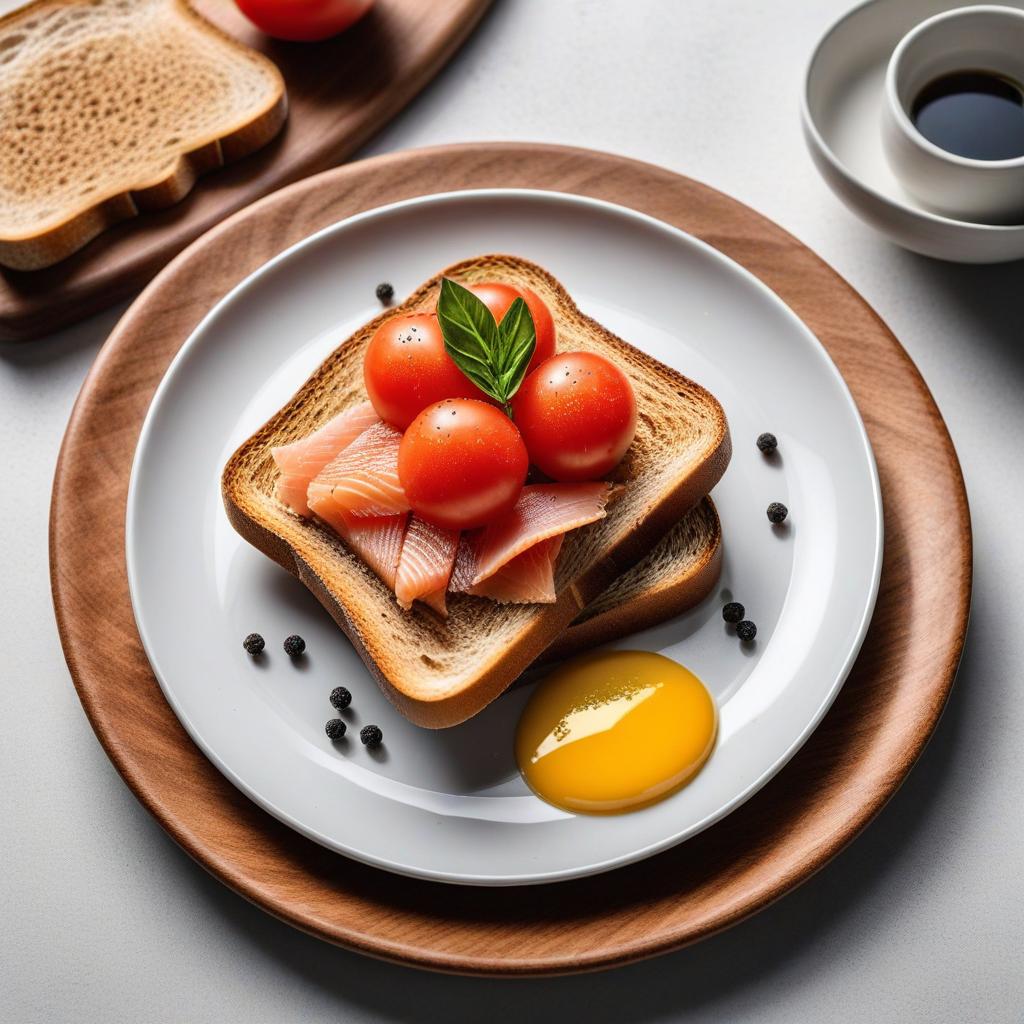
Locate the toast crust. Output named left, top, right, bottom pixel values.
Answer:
left=545, top=497, right=722, bottom=662
left=0, top=0, right=287, bottom=271
left=222, top=255, right=731, bottom=727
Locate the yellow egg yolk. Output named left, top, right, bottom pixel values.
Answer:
left=515, top=650, right=717, bottom=815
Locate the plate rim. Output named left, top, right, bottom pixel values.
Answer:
left=124, top=186, right=884, bottom=886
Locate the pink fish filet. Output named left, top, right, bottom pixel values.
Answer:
left=308, top=489, right=408, bottom=591
left=419, top=588, right=449, bottom=617
left=341, top=515, right=408, bottom=590
left=451, top=483, right=613, bottom=593
left=307, top=421, right=409, bottom=520
left=272, top=401, right=379, bottom=516
left=467, top=535, right=564, bottom=604
left=395, top=517, right=460, bottom=613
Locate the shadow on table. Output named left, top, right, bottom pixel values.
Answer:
left=0, top=303, right=125, bottom=367
left=894, top=252, right=1024, bottom=382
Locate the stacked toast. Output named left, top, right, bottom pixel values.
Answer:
left=223, top=256, right=730, bottom=727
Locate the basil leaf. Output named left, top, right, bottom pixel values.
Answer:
left=436, top=278, right=538, bottom=411
left=436, top=278, right=502, bottom=402
left=496, top=297, right=536, bottom=400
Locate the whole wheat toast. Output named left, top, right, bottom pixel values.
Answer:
left=0, top=0, right=286, bottom=271
left=222, top=255, right=731, bottom=727
left=549, top=496, right=721, bottom=662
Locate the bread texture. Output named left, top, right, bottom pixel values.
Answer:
left=0, top=0, right=286, bottom=271
left=222, top=255, right=731, bottom=727
left=547, top=496, right=721, bottom=662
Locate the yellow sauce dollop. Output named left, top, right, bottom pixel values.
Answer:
left=515, top=650, right=717, bottom=814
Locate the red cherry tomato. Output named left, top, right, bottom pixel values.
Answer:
left=467, top=283, right=556, bottom=375
left=511, top=352, right=637, bottom=481
left=398, top=400, right=529, bottom=531
left=363, top=313, right=480, bottom=430
left=234, top=0, right=374, bottom=41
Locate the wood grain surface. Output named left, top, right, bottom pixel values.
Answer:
left=50, top=143, right=972, bottom=976
left=0, top=0, right=491, bottom=342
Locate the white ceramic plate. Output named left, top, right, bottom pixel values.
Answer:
left=127, top=190, right=882, bottom=886
left=803, top=0, right=1024, bottom=263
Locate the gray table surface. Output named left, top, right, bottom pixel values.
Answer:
left=2, top=2, right=1021, bottom=1021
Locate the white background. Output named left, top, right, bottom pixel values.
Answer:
left=2, top=2, right=1021, bottom=1021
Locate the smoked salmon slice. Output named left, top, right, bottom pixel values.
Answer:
left=307, top=487, right=408, bottom=591
left=272, top=401, right=379, bottom=516
left=394, top=516, right=460, bottom=613
left=419, top=588, right=450, bottom=617
left=467, top=535, right=563, bottom=604
left=451, top=483, right=614, bottom=593
left=307, top=421, right=409, bottom=520
left=339, top=515, right=408, bottom=590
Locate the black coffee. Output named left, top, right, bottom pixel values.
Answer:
left=911, top=70, right=1024, bottom=161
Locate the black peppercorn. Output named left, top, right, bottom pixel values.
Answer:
left=242, top=633, right=265, bottom=656
left=325, top=719, right=347, bottom=741
left=375, top=282, right=394, bottom=304
left=736, top=620, right=757, bottom=643
left=283, top=634, right=306, bottom=657
left=360, top=724, right=383, bottom=748
left=722, top=602, right=745, bottom=624
left=767, top=502, right=788, bottom=524
left=329, top=686, right=352, bottom=711
left=757, top=432, right=778, bottom=454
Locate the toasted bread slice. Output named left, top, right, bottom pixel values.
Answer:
left=223, top=255, right=731, bottom=727
left=548, top=496, right=721, bottom=662
left=0, top=0, right=286, bottom=271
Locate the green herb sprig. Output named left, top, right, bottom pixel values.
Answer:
left=436, top=278, right=536, bottom=415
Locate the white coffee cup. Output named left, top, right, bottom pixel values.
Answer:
left=881, top=5, right=1024, bottom=224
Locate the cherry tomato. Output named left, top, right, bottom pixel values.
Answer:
left=234, top=0, right=374, bottom=41
left=363, top=313, right=480, bottom=430
left=467, top=283, right=556, bottom=375
left=511, top=352, right=637, bottom=481
left=398, top=400, right=528, bottom=530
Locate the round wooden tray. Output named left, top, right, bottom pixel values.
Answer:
left=51, top=143, right=971, bottom=976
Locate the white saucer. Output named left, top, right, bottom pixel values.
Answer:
left=803, top=0, right=1024, bottom=263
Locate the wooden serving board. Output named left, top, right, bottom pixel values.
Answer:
left=0, top=0, right=490, bottom=342
left=50, top=143, right=971, bottom=976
